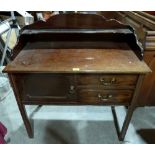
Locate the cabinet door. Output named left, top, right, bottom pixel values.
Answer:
left=138, top=52, right=155, bottom=106
left=14, top=74, right=76, bottom=104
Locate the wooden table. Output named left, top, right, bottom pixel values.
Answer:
left=3, top=47, right=150, bottom=141
left=3, top=13, right=151, bottom=141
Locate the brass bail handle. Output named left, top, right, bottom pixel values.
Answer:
left=100, top=77, right=116, bottom=86
left=98, top=94, right=113, bottom=101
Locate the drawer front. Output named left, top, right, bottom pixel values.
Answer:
left=77, top=74, right=138, bottom=89
left=77, top=89, right=133, bottom=105
left=14, top=73, right=135, bottom=105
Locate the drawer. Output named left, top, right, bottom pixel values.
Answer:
left=77, top=89, right=133, bottom=105
left=77, top=74, right=138, bottom=89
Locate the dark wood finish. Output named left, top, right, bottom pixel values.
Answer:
left=137, top=51, right=155, bottom=105
left=9, top=74, right=33, bottom=138
left=107, top=11, right=155, bottom=106
left=4, top=48, right=150, bottom=73
left=77, top=89, right=133, bottom=105
left=116, top=12, right=155, bottom=106
left=77, top=74, right=138, bottom=89
left=15, top=74, right=76, bottom=104
left=3, top=13, right=150, bottom=141
left=119, top=75, right=145, bottom=140
left=12, top=13, right=144, bottom=60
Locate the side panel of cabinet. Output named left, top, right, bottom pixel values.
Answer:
left=138, top=51, right=155, bottom=106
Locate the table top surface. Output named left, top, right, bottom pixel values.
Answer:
left=4, top=46, right=151, bottom=74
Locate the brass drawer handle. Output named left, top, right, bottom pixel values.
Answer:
left=98, top=94, right=113, bottom=101
left=100, top=77, right=116, bottom=86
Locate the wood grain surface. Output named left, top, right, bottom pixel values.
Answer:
left=4, top=48, right=150, bottom=73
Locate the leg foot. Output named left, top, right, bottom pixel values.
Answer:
left=119, top=106, right=135, bottom=141
left=19, top=105, right=34, bottom=138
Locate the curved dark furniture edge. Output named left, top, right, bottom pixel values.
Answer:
left=11, top=13, right=143, bottom=60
